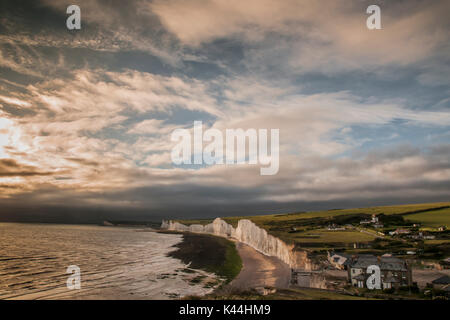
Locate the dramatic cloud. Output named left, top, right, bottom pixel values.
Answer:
left=152, top=0, right=450, bottom=72
left=0, top=1, right=449, bottom=222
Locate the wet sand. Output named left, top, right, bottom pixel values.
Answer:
left=227, top=242, right=291, bottom=290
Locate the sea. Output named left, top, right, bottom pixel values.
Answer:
left=0, top=223, right=218, bottom=299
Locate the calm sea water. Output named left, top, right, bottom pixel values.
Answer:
left=0, top=223, right=218, bottom=300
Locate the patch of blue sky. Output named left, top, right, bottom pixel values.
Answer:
left=334, top=122, right=450, bottom=159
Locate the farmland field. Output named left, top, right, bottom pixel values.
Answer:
left=288, top=229, right=376, bottom=243
left=404, top=207, right=450, bottom=228
left=178, top=202, right=450, bottom=227
left=175, top=202, right=450, bottom=245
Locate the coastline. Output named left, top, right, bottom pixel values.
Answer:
left=162, top=230, right=367, bottom=300
left=159, top=229, right=294, bottom=297
left=159, top=231, right=243, bottom=287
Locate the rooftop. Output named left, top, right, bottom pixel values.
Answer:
left=350, top=255, right=408, bottom=271
left=432, top=275, right=450, bottom=285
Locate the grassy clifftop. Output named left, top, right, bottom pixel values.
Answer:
left=175, top=202, right=450, bottom=252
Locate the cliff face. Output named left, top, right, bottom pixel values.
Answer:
left=161, top=218, right=316, bottom=270
left=233, top=219, right=292, bottom=266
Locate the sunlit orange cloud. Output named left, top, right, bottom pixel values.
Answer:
left=1, top=67, right=449, bottom=207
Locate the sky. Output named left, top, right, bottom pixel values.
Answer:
left=0, top=0, right=449, bottom=223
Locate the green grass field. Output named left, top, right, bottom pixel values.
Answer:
left=289, top=228, right=376, bottom=243
left=179, top=202, right=450, bottom=226
left=404, top=207, right=450, bottom=228
left=176, top=202, right=450, bottom=245
left=424, top=239, right=450, bottom=245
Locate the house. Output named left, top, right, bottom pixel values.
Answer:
left=328, top=251, right=351, bottom=270
left=359, top=214, right=379, bottom=225
left=353, top=242, right=371, bottom=249
left=392, top=228, right=410, bottom=235
left=373, top=223, right=384, bottom=229
left=430, top=275, right=450, bottom=290
left=440, top=257, right=450, bottom=269
left=348, top=255, right=378, bottom=288
left=438, top=226, right=447, bottom=231
left=348, top=255, right=412, bottom=290
left=408, top=232, right=423, bottom=240
left=327, top=224, right=346, bottom=231
left=290, top=269, right=312, bottom=287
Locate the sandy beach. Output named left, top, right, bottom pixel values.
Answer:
left=227, top=242, right=291, bottom=290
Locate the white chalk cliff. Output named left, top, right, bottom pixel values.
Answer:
left=161, top=218, right=317, bottom=270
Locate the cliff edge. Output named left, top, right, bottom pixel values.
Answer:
left=161, top=218, right=317, bottom=270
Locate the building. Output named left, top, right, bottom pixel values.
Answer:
left=328, top=251, right=351, bottom=270
left=327, top=224, right=346, bottom=231
left=353, top=242, right=371, bottom=249
left=348, top=255, right=412, bottom=289
left=359, top=215, right=382, bottom=227
left=391, top=228, right=410, bottom=235
left=440, top=257, right=450, bottom=269
left=430, top=275, right=450, bottom=290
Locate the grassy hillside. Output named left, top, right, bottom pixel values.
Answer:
left=287, top=228, right=377, bottom=243
left=404, top=207, right=450, bottom=228
left=176, top=202, right=450, bottom=248
left=179, top=202, right=450, bottom=226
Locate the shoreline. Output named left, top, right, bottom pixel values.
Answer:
left=159, top=230, right=243, bottom=288
left=159, top=229, right=293, bottom=297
